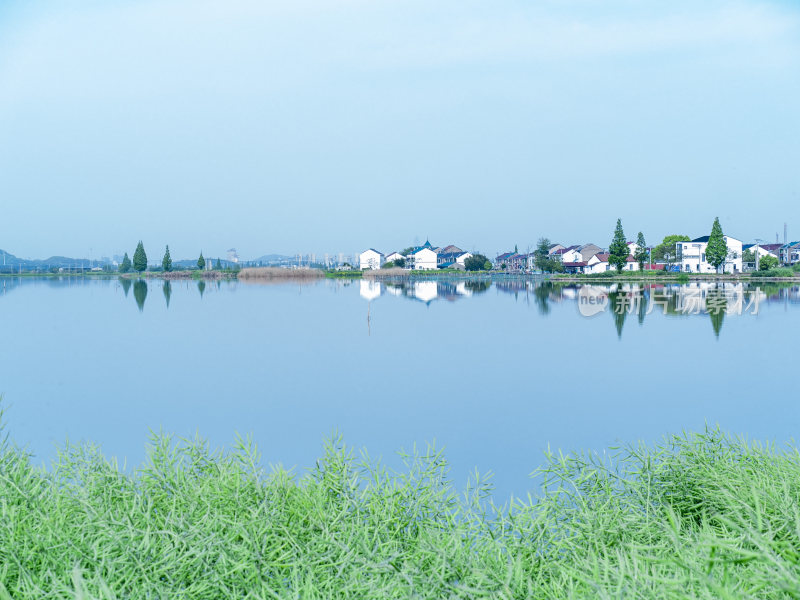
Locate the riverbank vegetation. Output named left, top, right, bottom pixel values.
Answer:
left=1, top=427, right=799, bottom=598
left=238, top=267, right=325, bottom=280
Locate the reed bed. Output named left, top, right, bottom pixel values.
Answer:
left=1, top=428, right=799, bottom=598
left=237, top=267, right=325, bottom=280
left=363, top=267, right=409, bottom=278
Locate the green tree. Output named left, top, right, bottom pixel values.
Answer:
left=118, top=253, right=131, bottom=273
left=464, top=254, right=489, bottom=271
left=197, top=252, right=206, bottom=271
left=759, top=254, right=779, bottom=271
left=705, top=217, right=728, bottom=273
left=742, top=249, right=756, bottom=265
left=394, top=257, right=406, bottom=268
left=633, top=232, right=648, bottom=271
left=133, top=242, right=147, bottom=273
left=609, top=219, right=628, bottom=273
left=215, top=258, right=222, bottom=270
left=653, top=234, right=690, bottom=267
left=162, top=245, right=172, bottom=272
left=533, top=238, right=556, bottom=273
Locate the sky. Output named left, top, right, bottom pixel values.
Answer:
left=1, top=0, right=799, bottom=261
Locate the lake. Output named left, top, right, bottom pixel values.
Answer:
left=1, top=275, right=798, bottom=498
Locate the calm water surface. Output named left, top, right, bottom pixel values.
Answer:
left=1, top=276, right=798, bottom=498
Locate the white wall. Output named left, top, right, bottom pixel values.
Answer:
left=413, top=248, right=438, bottom=270
left=359, top=249, right=384, bottom=270
left=679, top=237, right=743, bottom=273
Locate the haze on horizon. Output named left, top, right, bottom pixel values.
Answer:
left=1, top=0, right=799, bottom=261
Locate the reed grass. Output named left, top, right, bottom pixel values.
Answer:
left=238, top=267, right=324, bottom=280
left=1, top=427, right=799, bottom=598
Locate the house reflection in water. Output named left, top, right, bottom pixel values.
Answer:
left=359, top=280, right=382, bottom=301
left=364, top=279, right=484, bottom=305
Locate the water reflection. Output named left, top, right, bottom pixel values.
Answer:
left=198, top=280, right=206, bottom=298
left=133, top=280, right=148, bottom=312
left=366, top=279, right=490, bottom=304
left=120, top=277, right=132, bottom=297
left=163, top=281, right=172, bottom=308
left=356, top=279, right=800, bottom=339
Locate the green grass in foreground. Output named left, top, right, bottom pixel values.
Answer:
left=2, top=428, right=800, bottom=599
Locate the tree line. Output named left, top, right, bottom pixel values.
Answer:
left=118, top=242, right=225, bottom=273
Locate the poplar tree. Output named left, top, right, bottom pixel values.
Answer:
left=706, top=217, right=728, bottom=273
left=133, top=242, right=147, bottom=273
left=118, top=253, right=131, bottom=273
left=633, top=232, right=649, bottom=271
left=215, top=258, right=222, bottom=270
left=162, top=245, right=172, bottom=272
left=609, top=219, right=628, bottom=272
left=197, top=252, right=206, bottom=270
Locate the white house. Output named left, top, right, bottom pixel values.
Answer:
left=742, top=243, right=781, bottom=270
left=585, top=253, right=639, bottom=274
left=408, top=240, right=438, bottom=270
left=678, top=236, right=743, bottom=274
left=413, top=247, right=438, bottom=270
left=385, top=251, right=404, bottom=263
left=557, top=246, right=582, bottom=263
left=359, top=249, right=385, bottom=270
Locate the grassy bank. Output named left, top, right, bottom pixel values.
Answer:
left=2, top=428, right=799, bottom=598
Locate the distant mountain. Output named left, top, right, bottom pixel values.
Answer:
left=0, top=248, right=106, bottom=272
left=173, top=259, right=238, bottom=269
left=252, top=254, right=294, bottom=265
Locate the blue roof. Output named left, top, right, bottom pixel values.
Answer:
left=412, top=240, right=435, bottom=253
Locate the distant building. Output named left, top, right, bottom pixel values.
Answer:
left=359, top=249, right=385, bottom=270
left=227, top=248, right=239, bottom=263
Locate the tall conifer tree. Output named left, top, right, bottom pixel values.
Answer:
left=133, top=242, right=147, bottom=273
left=609, top=219, right=628, bottom=272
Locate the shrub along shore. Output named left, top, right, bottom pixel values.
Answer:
left=1, top=428, right=799, bottom=598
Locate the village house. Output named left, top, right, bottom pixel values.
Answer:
left=585, top=253, right=639, bottom=274
left=359, top=249, right=385, bottom=270
left=742, top=243, right=782, bottom=270
left=779, top=242, right=800, bottom=265
left=409, top=240, right=438, bottom=270
left=437, top=251, right=472, bottom=269
left=385, top=251, right=405, bottom=263
left=553, top=245, right=581, bottom=263
left=677, top=236, right=743, bottom=273
left=577, top=243, right=603, bottom=262
left=562, top=261, right=588, bottom=274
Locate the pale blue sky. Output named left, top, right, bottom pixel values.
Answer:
left=1, top=0, right=799, bottom=260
